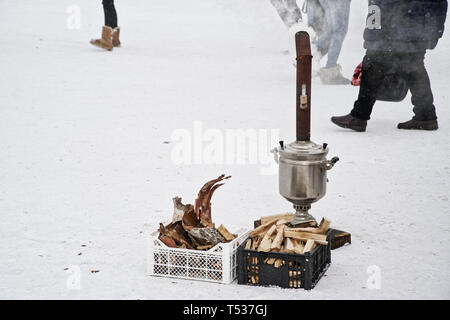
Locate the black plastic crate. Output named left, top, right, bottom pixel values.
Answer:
left=237, top=230, right=331, bottom=290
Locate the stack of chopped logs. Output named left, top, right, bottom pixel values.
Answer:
left=158, top=175, right=238, bottom=251
left=244, top=213, right=331, bottom=268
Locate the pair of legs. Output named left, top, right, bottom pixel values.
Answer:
left=103, top=0, right=118, bottom=29
left=307, top=0, right=350, bottom=68
left=270, top=0, right=302, bottom=28
left=90, top=0, right=120, bottom=50
left=351, top=51, right=436, bottom=121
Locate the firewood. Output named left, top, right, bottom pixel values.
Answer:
left=289, top=270, right=301, bottom=278
left=274, top=259, right=284, bottom=268
left=245, top=239, right=252, bottom=250
left=285, top=237, right=296, bottom=253
left=292, top=239, right=305, bottom=254
left=257, top=237, right=273, bottom=252
left=217, top=224, right=237, bottom=242
left=250, top=219, right=278, bottom=237
left=266, top=258, right=276, bottom=264
left=303, top=239, right=316, bottom=253
left=285, top=226, right=322, bottom=234
left=257, top=225, right=276, bottom=252
left=284, top=230, right=328, bottom=245
left=260, top=213, right=294, bottom=225
left=276, top=219, right=290, bottom=226
left=318, top=218, right=331, bottom=234
left=270, top=225, right=285, bottom=250
left=265, top=224, right=277, bottom=238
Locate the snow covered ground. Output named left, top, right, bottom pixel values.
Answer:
left=0, top=0, right=449, bottom=299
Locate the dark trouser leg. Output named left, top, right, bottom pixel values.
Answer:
left=351, top=52, right=390, bottom=120
left=404, top=52, right=437, bottom=120
left=103, top=0, right=118, bottom=28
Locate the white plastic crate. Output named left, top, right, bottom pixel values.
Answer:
left=147, top=227, right=250, bottom=284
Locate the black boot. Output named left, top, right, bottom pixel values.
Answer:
left=397, top=117, right=438, bottom=130
left=331, top=114, right=367, bottom=132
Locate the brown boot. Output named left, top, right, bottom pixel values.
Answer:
left=90, top=26, right=113, bottom=51
left=112, top=27, right=121, bottom=47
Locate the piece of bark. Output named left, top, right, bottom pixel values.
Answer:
left=197, top=244, right=214, bottom=250
left=284, top=230, right=328, bottom=245
left=159, top=222, right=195, bottom=249
left=260, top=213, right=294, bottom=225
left=217, top=224, right=237, bottom=242
left=245, top=239, right=252, bottom=250
left=250, top=219, right=278, bottom=237
left=330, top=229, right=351, bottom=250
left=159, top=235, right=177, bottom=248
left=318, top=218, right=331, bottom=234
left=270, top=225, right=285, bottom=250
left=172, top=197, right=193, bottom=223
left=303, top=239, right=316, bottom=253
left=188, top=227, right=225, bottom=247
left=181, top=205, right=200, bottom=231
left=194, top=174, right=231, bottom=228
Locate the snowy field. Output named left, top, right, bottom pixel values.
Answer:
left=0, top=0, right=449, bottom=299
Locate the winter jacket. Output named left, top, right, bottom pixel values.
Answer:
left=364, top=0, right=448, bottom=52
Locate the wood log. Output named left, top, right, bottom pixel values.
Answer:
left=257, top=225, right=276, bottom=252
left=318, top=218, right=331, bottom=234
left=260, top=213, right=294, bottom=225
left=284, top=230, right=328, bottom=245
left=217, top=224, right=237, bottom=242
left=274, top=259, right=284, bottom=268
left=270, top=225, right=285, bottom=250
left=276, top=219, right=290, bottom=226
left=285, top=226, right=322, bottom=234
left=250, top=219, right=278, bottom=237
left=292, top=239, right=305, bottom=254
left=303, top=239, right=316, bottom=253
left=285, top=237, right=296, bottom=253
left=245, top=239, right=252, bottom=250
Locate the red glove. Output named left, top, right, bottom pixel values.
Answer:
left=351, top=62, right=363, bottom=86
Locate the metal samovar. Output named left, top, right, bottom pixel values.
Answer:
left=272, top=32, right=339, bottom=226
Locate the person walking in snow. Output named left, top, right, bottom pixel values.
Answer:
left=331, top=0, right=448, bottom=132
left=271, top=0, right=351, bottom=85
left=271, top=0, right=303, bottom=28
left=306, top=0, right=352, bottom=85
left=90, top=0, right=121, bottom=51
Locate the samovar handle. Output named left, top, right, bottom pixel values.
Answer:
left=325, top=156, right=339, bottom=170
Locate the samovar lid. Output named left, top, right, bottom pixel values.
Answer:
left=279, top=140, right=328, bottom=160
